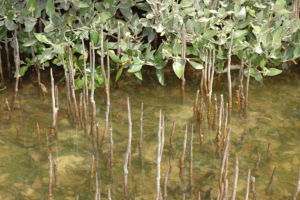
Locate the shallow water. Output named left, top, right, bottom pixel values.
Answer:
left=0, top=64, right=300, bottom=199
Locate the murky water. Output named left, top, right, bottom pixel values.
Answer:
left=0, top=63, right=300, bottom=199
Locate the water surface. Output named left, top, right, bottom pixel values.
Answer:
left=0, top=64, right=299, bottom=199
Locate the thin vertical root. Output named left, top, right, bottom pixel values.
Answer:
left=170, top=118, right=176, bottom=148
left=245, top=169, right=250, bottom=200
left=180, top=124, right=188, bottom=169
left=293, top=167, right=300, bottom=200
left=5, top=98, right=11, bottom=120
left=139, top=103, right=143, bottom=149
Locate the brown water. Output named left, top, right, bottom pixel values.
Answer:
left=0, top=64, right=300, bottom=199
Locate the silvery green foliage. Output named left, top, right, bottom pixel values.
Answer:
left=0, top=0, right=298, bottom=86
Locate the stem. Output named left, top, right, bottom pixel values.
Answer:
left=89, top=155, right=95, bottom=187
left=110, top=124, right=114, bottom=166
left=245, top=169, right=250, bottom=200
left=14, top=37, right=20, bottom=98
left=219, top=127, right=231, bottom=188
left=227, top=30, right=234, bottom=108
left=245, top=59, right=251, bottom=109
left=117, top=22, right=120, bottom=71
left=124, top=97, right=132, bottom=198
left=204, top=49, right=208, bottom=94
left=189, top=125, right=194, bottom=189
left=94, top=172, right=98, bottom=200
left=181, top=24, right=186, bottom=104
left=48, top=152, right=52, bottom=199
left=207, top=49, right=211, bottom=94
left=216, top=94, right=223, bottom=149
left=223, top=103, right=228, bottom=146
left=170, top=118, right=176, bottom=148
left=0, top=47, right=3, bottom=89
left=209, top=50, right=215, bottom=97
left=5, top=35, right=11, bottom=79
left=50, top=68, right=58, bottom=139
left=293, top=167, right=300, bottom=200
left=15, top=124, right=20, bottom=137
left=62, top=55, right=72, bottom=126
left=81, top=39, right=89, bottom=108
left=268, top=166, right=276, bottom=187
left=213, top=93, right=218, bottom=130
left=180, top=124, right=188, bottom=168
left=251, top=176, right=256, bottom=200
left=231, top=153, right=238, bottom=200
left=139, top=103, right=143, bottom=149
left=156, top=110, right=162, bottom=200
left=69, top=47, right=80, bottom=126
left=200, top=69, right=204, bottom=97
left=5, top=98, right=11, bottom=120
left=79, top=93, right=83, bottom=129
left=163, top=170, right=168, bottom=200
left=194, top=90, right=199, bottom=117
left=108, top=186, right=111, bottom=200
left=102, top=40, right=110, bottom=144
left=53, top=159, right=58, bottom=186
left=90, top=43, right=96, bottom=137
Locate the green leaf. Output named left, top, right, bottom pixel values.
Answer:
left=277, top=9, right=290, bottom=15
left=134, top=71, right=143, bottom=80
left=179, top=0, right=195, bottom=7
left=120, top=39, right=127, bottom=51
left=34, top=33, right=51, bottom=44
left=7, top=10, right=14, bottom=20
left=244, top=68, right=262, bottom=81
left=115, top=66, right=123, bottom=82
left=188, top=60, right=203, bottom=69
left=203, top=30, right=216, bottom=39
left=155, top=60, right=167, bottom=69
left=145, top=50, right=155, bottom=61
left=186, top=46, right=198, bottom=56
left=46, top=0, right=55, bottom=18
left=104, top=0, right=115, bottom=7
left=148, top=31, right=155, bottom=42
left=249, top=10, right=255, bottom=17
left=40, top=48, right=52, bottom=63
left=109, top=51, right=122, bottom=63
left=233, top=30, right=247, bottom=39
left=234, top=0, right=241, bottom=18
left=27, top=0, right=38, bottom=12
left=281, top=48, right=295, bottom=62
left=173, top=59, right=185, bottom=79
left=44, top=24, right=54, bottom=32
left=237, top=51, right=243, bottom=60
left=294, top=45, right=300, bottom=58
left=19, top=66, right=28, bottom=77
left=272, top=28, right=282, bottom=47
left=53, top=45, right=64, bottom=54
left=23, top=39, right=38, bottom=47
left=262, top=33, right=272, bottom=48
left=20, top=9, right=31, bottom=16
left=24, top=19, right=37, bottom=32
left=5, top=20, right=18, bottom=30
left=266, top=68, right=282, bottom=76
left=128, top=63, right=143, bottom=73
left=156, top=69, right=164, bottom=85
left=173, top=40, right=181, bottom=56
left=237, top=7, right=246, bottom=20
left=75, top=79, right=85, bottom=90
left=72, top=0, right=89, bottom=8
left=90, top=30, right=99, bottom=45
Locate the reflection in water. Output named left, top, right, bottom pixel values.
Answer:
left=0, top=65, right=300, bottom=199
